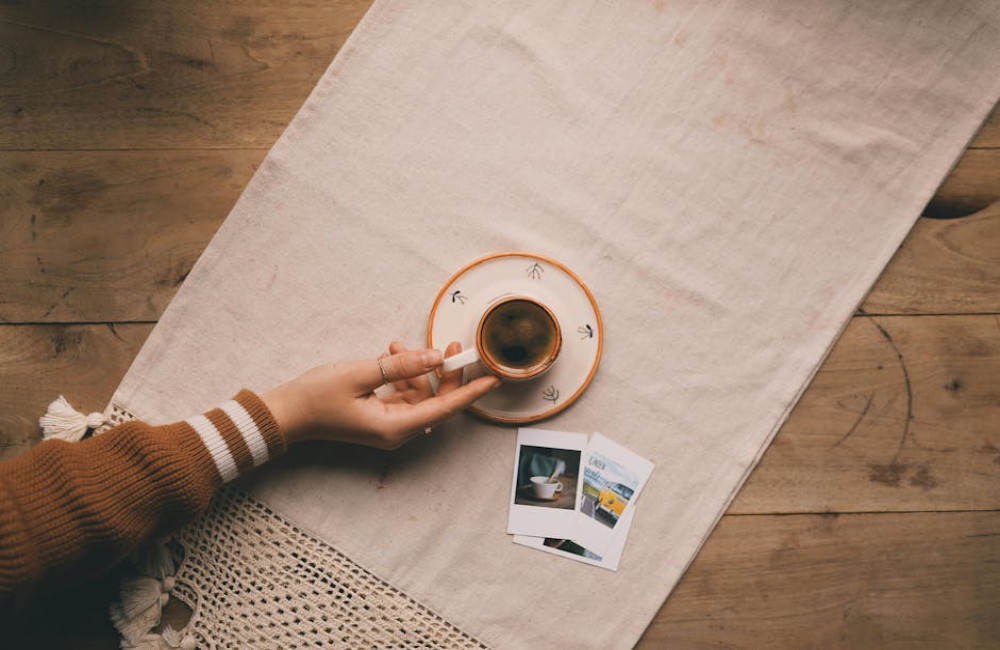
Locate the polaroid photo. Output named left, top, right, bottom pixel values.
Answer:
left=575, top=433, right=654, bottom=555
left=513, top=507, right=635, bottom=572
left=507, top=428, right=587, bottom=540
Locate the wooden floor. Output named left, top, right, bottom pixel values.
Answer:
left=2, top=3, right=998, bottom=648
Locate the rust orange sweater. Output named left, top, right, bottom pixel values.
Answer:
left=0, top=390, right=285, bottom=611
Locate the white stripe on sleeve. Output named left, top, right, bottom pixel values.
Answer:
left=219, top=400, right=270, bottom=467
left=186, top=414, right=240, bottom=483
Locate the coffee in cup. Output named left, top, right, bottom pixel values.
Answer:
left=440, top=295, right=561, bottom=381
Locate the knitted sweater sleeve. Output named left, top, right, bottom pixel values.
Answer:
left=0, top=389, right=286, bottom=610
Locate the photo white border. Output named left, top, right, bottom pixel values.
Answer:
left=506, top=428, right=587, bottom=539
left=575, top=432, right=654, bottom=555
left=513, top=507, right=634, bottom=572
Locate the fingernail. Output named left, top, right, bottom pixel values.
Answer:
left=487, top=376, right=502, bottom=388
left=422, top=349, right=443, bottom=366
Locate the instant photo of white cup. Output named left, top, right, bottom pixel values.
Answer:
left=440, top=295, right=562, bottom=381
left=507, top=428, right=587, bottom=540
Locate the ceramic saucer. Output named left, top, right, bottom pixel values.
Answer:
left=427, top=252, right=603, bottom=424
left=517, top=486, right=564, bottom=502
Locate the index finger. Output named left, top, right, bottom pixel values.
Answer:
left=385, top=375, right=501, bottom=434
left=346, top=348, right=445, bottom=395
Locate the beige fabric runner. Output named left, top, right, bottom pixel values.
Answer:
left=110, top=1, right=1000, bottom=647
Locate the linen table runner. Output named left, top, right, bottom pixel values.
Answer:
left=106, top=1, right=1000, bottom=647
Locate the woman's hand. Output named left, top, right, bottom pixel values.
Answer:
left=263, top=341, right=500, bottom=449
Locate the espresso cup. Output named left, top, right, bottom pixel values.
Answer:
left=530, top=476, right=563, bottom=499
left=440, top=295, right=562, bottom=381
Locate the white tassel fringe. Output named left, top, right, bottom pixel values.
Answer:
left=119, top=576, right=169, bottom=620
left=118, top=632, right=162, bottom=650
left=39, top=395, right=107, bottom=441
left=136, top=537, right=176, bottom=580
left=118, top=627, right=197, bottom=650
left=161, top=625, right=198, bottom=650
left=110, top=598, right=163, bottom=646
left=110, top=575, right=171, bottom=644
left=113, top=540, right=198, bottom=648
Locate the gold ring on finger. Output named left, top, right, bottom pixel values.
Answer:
left=377, top=356, right=390, bottom=385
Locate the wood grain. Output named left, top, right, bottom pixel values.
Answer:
left=862, top=201, right=1000, bottom=315
left=3, top=315, right=996, bottom=512
left=0, top=1, right=373, bottom=150
left=923, top=148, right=1000, bottom=219
left=734, top=314, right=1000, bottom=513
left=969, top=103, right=1000, bottom=148
left=0, top=150, right=261, bottom=322
left=639, top=511, right=1000, bottom=649
left=0, top=323, right=151, bottom=460
left=1, top=153, right=998, bottom=324
left=0, top=4, right=993, bottom=153
left=2, top=2, right=998, bottom=648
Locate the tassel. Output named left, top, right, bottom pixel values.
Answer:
left=135, top=538, right=176, bottom=580
left=110, top=575, right=169, bottom=644
left=118, top=632, right=163, bottom=650
left=160, top=626, right=182, bottom=647
left=110, top=601, right=163, bottom=646
left=119, top=576, right=167, bottom=620
left=39, top=395, right=106, bottom=441
left=161, top=626, right=198, bottom=650
left=113, top=539, right=185, bottom=648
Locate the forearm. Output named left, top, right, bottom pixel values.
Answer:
left=0, top=390, right=285, bottom=610
left=0, top=343, right=496, bottom=612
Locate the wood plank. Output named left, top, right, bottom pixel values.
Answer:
left=11, top=512, right=996, bottom=647
left=0, top=150, right=261, bottom=322
left=863, top=200, right=1000, bottom=315
left=0, top=1, right=372, bottom=150
left=0, top=4, right=993, bottom=153
left=1, top=152, right=998, bottom=324
left=0, top=323, right=152, bottom=460
left=2, top=315, right=996, bottom=513
left=640, top=511, right=1000, bottom=649
left=0, top=3, right=995, bottom=649
left=923, top=148, right=1000, bottom=219
left=0, top=324, right=995, bottom=646
left=733, top=314, right=1000, bottom=514
left=969, top=103, right=1000, bottom=148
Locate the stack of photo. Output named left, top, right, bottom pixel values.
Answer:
left=507, top=429, right=654, bottom=571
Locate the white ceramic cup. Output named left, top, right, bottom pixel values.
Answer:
left=440, top=294, right=562, bottom=381
left=530, top=476, right=563, bottom=499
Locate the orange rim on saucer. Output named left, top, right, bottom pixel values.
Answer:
left=426, top=252, right=603, bottom=425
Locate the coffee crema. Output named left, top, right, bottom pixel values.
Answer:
left=479, top=299, right=559, bottom=371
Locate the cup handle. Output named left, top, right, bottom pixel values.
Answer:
left=555, top=481, right=563, bottom=491
left=440, top=347, right=482, bottom=374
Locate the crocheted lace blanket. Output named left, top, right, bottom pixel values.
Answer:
left=100, top=407, right=488, bottom=649
left=170, top=489, right=488, bottom=649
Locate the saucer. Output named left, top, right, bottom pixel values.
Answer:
left=427, top=252, right=603, bottom=424
left=517, top=485, right=564, bottom=502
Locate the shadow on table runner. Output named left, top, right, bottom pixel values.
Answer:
left=106, top=1, right=1000, bottom=648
